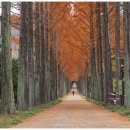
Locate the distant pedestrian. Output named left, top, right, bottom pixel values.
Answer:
left=72, top=90, right=75, bottom=96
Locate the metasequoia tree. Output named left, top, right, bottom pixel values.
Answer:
left=26, top=2, right=35, bottom=108
left=43, top=2, right=51, bottom=103
left=102, top=2, right=113, bottom=103
left=17, top=2, right=29, bottom=109
left=115, top=2, right=121, bottom=92
left=96, top=2, right=103, bottom=101
left=89, top=3, right=97, bottom=99
left=17, top=2, right=70, bottom=110
left=3, top=1, right=130, bottom=111
left=77, top=2, right=115, bottom=103
left=123, top=2, right=130, bottom=107
left=0, top=2, right=15, bottom=114
left=34, top=2, right=41, bottom=105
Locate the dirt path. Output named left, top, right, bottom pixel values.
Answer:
left=13, top=89, right=130, bottom=128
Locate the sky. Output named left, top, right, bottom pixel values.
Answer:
left=0, top=2, right=20, bottom=16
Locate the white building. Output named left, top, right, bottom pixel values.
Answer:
left=0, top=22, right=19, bottom=59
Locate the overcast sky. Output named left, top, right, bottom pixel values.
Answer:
left=0, top=2, right=20, bottom=16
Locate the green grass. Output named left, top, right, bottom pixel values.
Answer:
left=0, top=99, right=62, bottom=128
left=85, top=96, right=130, bottom=120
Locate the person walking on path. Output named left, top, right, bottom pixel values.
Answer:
left=72, top=90, right=75, bottom=96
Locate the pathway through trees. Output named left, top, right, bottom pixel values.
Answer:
left=13, top=89, right=130, bottom=128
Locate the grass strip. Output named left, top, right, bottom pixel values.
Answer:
left=0, top=98, right=62, bottom=128
left=85, top=96, right=130, bottom=120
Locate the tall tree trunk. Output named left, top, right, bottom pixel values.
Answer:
left=123, top=2, right=130, bottom=107
left=27, top=2, right=35, bottom=108
left=96, top=2, right=103, bottom=101
left=49, top=4, right=55, bottom=100
left=44, top=3, right=50, bottom=103
left=49, top=4, right=57, bottom=100
left=17, top=2, right=28, bottom=110
left=115, top=2, right=121, bottom=93
left=34, top=2, right=41, bottom=105
left=102, top=2, right=113, bottom=103
left=39, top=3, right=46, bottom=104
left=53, top=32, right=58, bottom=99
left=84, top=63, right=89, bottom=97
left=89, top=3, right=97, bottom=99
left=1, top=2, right=15, bottom=114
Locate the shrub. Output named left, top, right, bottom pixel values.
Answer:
left=0, top=52, right=18, bottom=102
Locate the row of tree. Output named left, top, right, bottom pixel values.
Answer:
left=0, top=2, right=71, bottom=114
left=78, top=2, right=130, bottom=107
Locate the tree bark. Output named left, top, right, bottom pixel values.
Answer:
left=34, top=2, right=41, bottom=105
left=115, top=2, right=121, bottom=93
left=123, top=2, right=130, bottom=107
left=89, top=3, right=97, bottom=99
left=44, top=3, right=51, bottom=103
left=102, top=2, right=113, bottom=103
left=17, top=2, right=28, bottom=110
left=26, top=2, right=35, bottom=108
left=1, top=2, right=15, bottom=114
left=96, top=2, right=103, bottom=101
